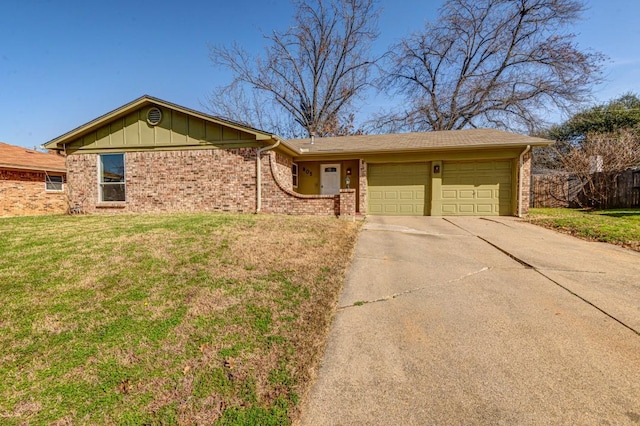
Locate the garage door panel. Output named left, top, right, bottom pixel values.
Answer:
left=399, top=190, right=416, bottom=200
left=385, top=191, right=398, bottom=200
left=384, top=205, right=398, bottom=214
left=398, top=204, right=415, bottom=214
left=368, top=163, right=430, bottom=216
left=441, top=160, right=512, bottom=216
left=458, top=204, right=475, bottom=213
left=369, top=191, right=383, bottom=201
left=477, top=204, right=494, bottom=213
left=476, top=189, right=493, bottom=199
left=442, top=204, right=457, bottom=214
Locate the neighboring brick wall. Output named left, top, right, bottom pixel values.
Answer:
left=358, top=159, right=367, bottom=215
left=0, top=169, right=67, bottom=217
left=261, top=151, right=339, bottom=216
left=66, top=149, right=257, bottom=214
left=520, top=151, right=532, bottom=215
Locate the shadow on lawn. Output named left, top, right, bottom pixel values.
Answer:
left=594, top=210, right=640, bottom=218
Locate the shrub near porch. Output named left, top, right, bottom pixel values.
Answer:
left=0, top=213, right=359, bottom=425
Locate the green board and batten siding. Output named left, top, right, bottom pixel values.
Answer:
left=368, top=163, right=430, bottom=215
left=65, top=106, right=260, bottom=154
left=440, top=160, right=512, bottom=216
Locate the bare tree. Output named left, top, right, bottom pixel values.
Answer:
left=209, top=0, right=380, bottom=138
left=377, top=0, right=604, bottom=133
left=555, top=130, right=640, bottom=207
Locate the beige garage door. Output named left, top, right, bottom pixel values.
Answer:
left=441, top=160, right=512, bottom=215
left=368, top=163, right=430, bottom=215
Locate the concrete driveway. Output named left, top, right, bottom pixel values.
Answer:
left=301, top=216, right=640, bottom=425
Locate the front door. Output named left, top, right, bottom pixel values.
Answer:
left=321, top=164, right=341, bottom=195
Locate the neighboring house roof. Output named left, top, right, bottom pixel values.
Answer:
left=43, top=95, right=281, bottom=151
left=0, top=141, right=66, bottom=173
left=284, top=129, right=552, bottom=156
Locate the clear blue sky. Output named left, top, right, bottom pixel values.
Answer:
left=1, top=0, right=638, bottom=149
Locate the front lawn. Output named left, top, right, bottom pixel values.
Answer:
left=0, top=213, right=359, bottom=425
left=527, top=208, right=640, bottom=251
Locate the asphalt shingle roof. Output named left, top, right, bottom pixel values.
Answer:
left=283, top=128, right=552, bottom=155
left=0, top=142, right=66, bottom=172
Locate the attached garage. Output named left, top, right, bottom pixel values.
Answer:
left=282, top=128, right=552, bottom=217
left=368, top=163, right=430, bottom=215
left=440, top=160, right=512, bottom=216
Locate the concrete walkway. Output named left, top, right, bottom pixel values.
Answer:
left=301, top=216, right=640, bottom=425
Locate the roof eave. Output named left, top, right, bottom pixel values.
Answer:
left=43, top=95, right=278, bottom=150
left=291, top=141, right=552, bottom=158
left=0, top=163, right=66, bottom=173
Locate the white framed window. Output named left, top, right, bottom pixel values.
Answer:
left=45, top=174, right=64, bottom=192
left=292, top=163, right=298, bottom=188
left=99, top=153, right=126, bottom=202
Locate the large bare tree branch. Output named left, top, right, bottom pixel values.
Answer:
left=209, top=0, right=380, bottom=138
left=377, top=0, right=605, bottom=133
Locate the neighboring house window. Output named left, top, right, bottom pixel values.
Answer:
left=292, top=163, right=298, bottom=188
left=45, top=175, right=63, bottom=191
left=99, top=153, right=126, bottom=202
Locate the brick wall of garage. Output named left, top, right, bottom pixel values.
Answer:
left=0, top=169, right=67, bottom=216
left=358, top=159, right=367, bottom=215
left=520, top=151, right=531, bottom=215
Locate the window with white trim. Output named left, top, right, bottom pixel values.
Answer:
left=99, top=153, right=126, bottom=202
left=45, top=175, right=63, bottom=191
left=292, top=163, right=298, bottom=188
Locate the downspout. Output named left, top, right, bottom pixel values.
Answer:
left=518, top=145, right=531, bottom=217
left=256, top=138, right=281, bottom=213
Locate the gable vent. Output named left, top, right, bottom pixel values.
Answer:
left=147, top=107, right=162, bottom=125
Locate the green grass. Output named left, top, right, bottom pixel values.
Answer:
left=0, top=213, right=359, bottom=425
left=528, top=208, right=640, bottom=251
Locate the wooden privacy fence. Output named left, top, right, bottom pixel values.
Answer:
left=531, top=169, right=640, bottom=208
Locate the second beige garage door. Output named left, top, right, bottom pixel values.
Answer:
left=441, top=160, right=512, bottom=215
left=368, top=163, right=430, bottom=216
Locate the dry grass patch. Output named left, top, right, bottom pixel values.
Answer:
left=0, top=213, right=359, bottom=425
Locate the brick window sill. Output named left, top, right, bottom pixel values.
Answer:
left=96, top=202, right=126, bottom=209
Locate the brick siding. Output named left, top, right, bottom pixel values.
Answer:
left=520, top=151, right=532, bottom=215
left=66, top=149, right=257, bottom=214
left=261, top=151, right=340, bottom=215
left=358, top=159, right=367, bottom=215
left=339, top=189, right=356, bottom=220
left=65, top=148, right=352, bottom=217
left=0, top=169, right=67, bottom=217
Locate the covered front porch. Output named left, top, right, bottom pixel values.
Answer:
left=293, top=159, right=365, bottom=214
